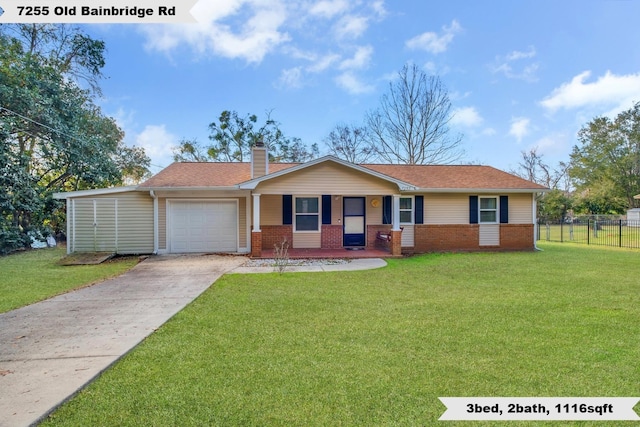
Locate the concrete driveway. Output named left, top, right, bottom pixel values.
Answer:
left=0, top=254, right=246, bottom=427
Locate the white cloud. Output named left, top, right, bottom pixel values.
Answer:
left=339, top=45, right=373, bottom=70
left=277, top=67, right=304, bottom=89
left=140, top=0, right=290, bottom=63
left=531, top=132, right=570, bottom=158
left=405, top=20, right=462, bottom=54
left=509, top=117, right=531, bottom=142
left=307, top=53, right=341, bottom=73
left=491, top=46, right=539, bottom=82
left=334, top=15, right=369, bottom=39
left=309, top=0, right=350, bottom=18
left=335, top=72, right=375, bottom=94
left=540, top=70, right=640, bottom=114
left=370, top=0, right=387, bottom=19
left=134, top=125, right=178, bottom=169
left=451, top=107, right=483, bottom=127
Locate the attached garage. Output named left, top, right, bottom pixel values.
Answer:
left=168, top=200, right=238, bottom=253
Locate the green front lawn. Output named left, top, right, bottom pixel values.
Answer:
left=0, top=248, right=138, bottom=313
left=44, top=243, right=640, bottom=426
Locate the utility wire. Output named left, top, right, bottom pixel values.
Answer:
left=1, top=105, right=166, bottom=170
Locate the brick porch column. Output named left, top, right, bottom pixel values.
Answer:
left=251, top=193, right=262, bottom=257
left=251, top=231, right=262, bottom=257
left=390, top=229, right=402, bottom=256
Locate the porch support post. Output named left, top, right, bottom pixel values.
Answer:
left=392, top=194, right=401, bottom=231
left=391, top=194, right=402, bottom=256
left=251, top=193, right=262, bottom=257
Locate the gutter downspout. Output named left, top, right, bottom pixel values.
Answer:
left=533, top=192, right=542, bottom=251
left=150, top=190, right=158, bottom=254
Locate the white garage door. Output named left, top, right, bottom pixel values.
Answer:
left=170, top=201, right=237, bottom=253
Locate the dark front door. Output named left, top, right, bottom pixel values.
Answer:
left=343, top=197, right=366, bottom=247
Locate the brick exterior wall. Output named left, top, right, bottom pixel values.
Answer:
left=499, top=224, right=534, bottom=250
left=321, top=225, right=343, bottom=249
left=413, top=224, right=535, bottom=252
left=251, top=231, right=262, bottom=257
left=414, top=224, right=480, bottom=252
left=261, top=225, right=293, bottom=249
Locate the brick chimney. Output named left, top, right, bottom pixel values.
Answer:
left=251, top=139, right=268, bottom=179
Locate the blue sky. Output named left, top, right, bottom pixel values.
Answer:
left=83, top=0, right=640, bottom=174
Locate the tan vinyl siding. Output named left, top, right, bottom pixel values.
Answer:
left=366, top=196, right=383, bottom=224
left=401, top=224, right=414, bottom=247
left=239, top=197, right=247, bottom=248
left=73, top=199, right=99, bottom=252
left=260, top=195, right=282, bottom=225
left=424, top=194, right=469, bottom=224
left=256, top=162, right=397, bottom=195
left=293, top=232, right=321, bottom=248
left=114, top=193, right=154, bottom=254
left=479, top=224, right=500, bottom=246
left=508, top=193, right=533, bottom=224
left=159, top=197, right=167, bottom=250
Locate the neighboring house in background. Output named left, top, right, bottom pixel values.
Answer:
left=54, top=144, right=549, bottom=257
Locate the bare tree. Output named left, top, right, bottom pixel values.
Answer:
left=366, top=64, right=464, bottom=164
left=510, top=147, right=570, bottom=190
left=324, top=123, right=376, bottom=164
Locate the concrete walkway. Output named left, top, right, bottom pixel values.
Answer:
left=0, top=254, right=245, bottom=427
left=229, top=258, right=387, bottom=274
left=0, top=255, right=387, bottom=427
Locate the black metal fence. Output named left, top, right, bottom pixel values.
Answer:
left=537, top=217, right=640, bottom=249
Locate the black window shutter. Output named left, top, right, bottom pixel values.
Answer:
left=322, top=195, right=332, bottom=225
left=500, top=196, right=509, bottom=224
left=382, top=196, right=392, bottom=224
left=282, top=195, right=292, bottom=225
left=415, top=195, right=424, bottom=224
left=469, top=195, right=478, bottom=224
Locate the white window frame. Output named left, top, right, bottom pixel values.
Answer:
left=479, top=196, right=499, bottom=224
left=399, top=196, right=414, bottom=225
left=294, top=196, right=320, bottom=233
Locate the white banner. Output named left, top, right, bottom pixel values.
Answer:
left=0, top=0, right=198, bottom=23
left=439, top=397, right=640, bottom=421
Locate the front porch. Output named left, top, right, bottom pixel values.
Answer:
left=256, top=247, right=398, bottom=259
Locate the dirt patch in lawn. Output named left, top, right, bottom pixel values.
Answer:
left=58, top=252, right=116, bottom=265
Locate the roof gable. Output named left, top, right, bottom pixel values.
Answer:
left=238, top=156, right=415, bottom=191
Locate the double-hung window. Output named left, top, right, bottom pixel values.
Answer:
left=399, top=197, right=413, bottom=224
left=479, top=197, right=498, bottom=223
left=295, top=197, right=319, bottom=231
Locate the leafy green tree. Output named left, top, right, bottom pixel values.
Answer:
left=0, top=26, right=150, bottom=253
left=569, top=102, right=640, bottom=210
left=173, top=110, right=318, bottom=163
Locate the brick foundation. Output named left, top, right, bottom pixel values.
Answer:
left=321, top=225, right=343, bottom=249
left=251, top=231, right=262, bottom=257
left=414, top=224, right=480, bottom=252
left=261, top=225, right=293, bottom=249
left=414, top=224, right=535, bottom=252
left=499, top=224, right=534, bottom=250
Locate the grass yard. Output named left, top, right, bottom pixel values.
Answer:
left=0, top=248, right=139, bottom=313
left=43, top=243, right=640, bottom=426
